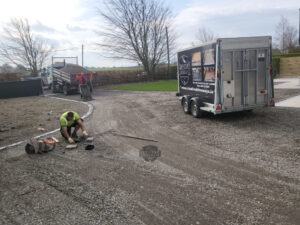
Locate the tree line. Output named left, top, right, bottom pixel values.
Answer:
left=0, top=1, right=299, bottom=76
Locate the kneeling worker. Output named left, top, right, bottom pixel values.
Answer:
left=60, top=111, right=88, bottom=143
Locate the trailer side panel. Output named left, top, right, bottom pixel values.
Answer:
left=178, top=44, right=216, bottom=104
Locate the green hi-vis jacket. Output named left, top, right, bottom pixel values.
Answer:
left=60, top=111, right=80, bottom=127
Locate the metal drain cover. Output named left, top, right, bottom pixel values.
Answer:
left=139, top=145, right=161, bottom=162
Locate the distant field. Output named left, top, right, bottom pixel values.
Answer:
left=89, top=67, right=140, bottom=71
left=110, top=80, right=178, bottom=92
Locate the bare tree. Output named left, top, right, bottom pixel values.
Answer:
left=275, top=16, right=297, bottom=53
left=196, top=27, right=217, bottom=44
left=97, top=0, right=175, bottom=79
left=0, top=63, right=14, bottom=73
left=0, top=63, right=27, bottom=73
left=0, top=18, right=51, bottom=76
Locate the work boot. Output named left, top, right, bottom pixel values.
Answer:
left=71, top=131, right=78, bottom=138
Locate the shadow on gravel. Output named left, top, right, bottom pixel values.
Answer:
left=202, top=110, right=259, bottom=122
left=92, top=89, right=139, bottom=98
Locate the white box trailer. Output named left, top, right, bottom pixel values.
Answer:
left=177, top=36, right=275, bottom=117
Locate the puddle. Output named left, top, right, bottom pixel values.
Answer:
left=139, top=145, right=161, bottom=162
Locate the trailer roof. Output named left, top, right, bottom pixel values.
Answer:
left=178, top=40, right=217, bottom=53
left=177, top=36, right=271, bottom=53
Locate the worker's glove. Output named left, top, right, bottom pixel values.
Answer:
left=83, top=131, right=88, bottom=137
left=68, top=137, right=74, bottom=144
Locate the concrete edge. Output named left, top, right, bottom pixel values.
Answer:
left=275, top=95, right=300, bottom=108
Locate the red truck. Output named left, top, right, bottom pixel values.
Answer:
left=51, top=62, right=95, bottom=95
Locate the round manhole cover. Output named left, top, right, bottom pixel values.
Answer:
left=139, top=145, right=161, bottom=162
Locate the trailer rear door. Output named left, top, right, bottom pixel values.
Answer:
left=222, top=45, right=270, bottom=109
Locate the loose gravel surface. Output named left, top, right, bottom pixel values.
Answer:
left=0, top=88, right=300, bottom=225
left=0, top=96, right=88, bottom=146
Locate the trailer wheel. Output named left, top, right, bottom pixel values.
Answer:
left=182, top=98, right=190, bottom=114
left=191, top=100, right=203, bottom=118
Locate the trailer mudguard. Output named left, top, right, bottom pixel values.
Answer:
left=190, top=97, right=205, bottom=107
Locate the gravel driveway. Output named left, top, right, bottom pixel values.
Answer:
left=0, top=88, right=300, bottom=225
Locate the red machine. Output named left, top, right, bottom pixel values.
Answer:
left=51, top=61, right=95, bottom=95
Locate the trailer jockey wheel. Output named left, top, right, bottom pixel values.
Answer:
left=191, top=100, right=202, bottom=118
left=182, top=98, right=190, bottom=114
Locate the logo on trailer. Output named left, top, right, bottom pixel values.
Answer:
left=178, top=55, right=191, bottom=86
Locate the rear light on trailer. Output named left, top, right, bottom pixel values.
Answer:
left=260, top=90, right=267, bottom=94
left=217, top=70, right=221, bottom=79
left=269, top=66, right=273, bottom=75
left=216, top=105, right=221, bottom=111
left=270, top=98, right=275, bottom=105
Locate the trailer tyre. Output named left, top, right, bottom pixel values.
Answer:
left=191, top=100, right=203, bottom=118
left=182, top=98, right=190, bottom=114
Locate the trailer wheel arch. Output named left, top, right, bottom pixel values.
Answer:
left=181, top=96, right=191, bottom=114
left=190, top=98, right=204, bottom=118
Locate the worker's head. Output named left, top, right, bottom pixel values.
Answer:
left=66, top=112, right=74, bottom=121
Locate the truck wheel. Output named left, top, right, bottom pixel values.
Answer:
left=63, top=85, right=69, bottom=95
left=182, top=98, right=190, bottom=114
left=191, top=100, right=203, bottom=118
left=52, top=83, right=57, bottom=93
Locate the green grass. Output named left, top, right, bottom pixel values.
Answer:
left=89, top=64, right=177, bottom=72
left=273, top=52, right=300, bottom=59
left=110, top=80, right=178, bottom=92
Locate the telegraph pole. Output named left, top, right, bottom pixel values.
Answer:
left=82, top=44, right=84, bottom=67
left=298, top=8, right=300, bottom=46
left=166, top=27, right=170, bottom=78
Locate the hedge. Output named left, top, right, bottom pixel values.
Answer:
left=271, top=53, right=300, bottom=77
left=273, top=52, right=300, bottom=59
left=272, top=57, right=280, bottom=77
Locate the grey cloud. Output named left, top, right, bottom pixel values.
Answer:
left=66, top=24, right=88, bottom=32
left=42, top=37, right=61, bottom=48
left=32, top=21, right=56, bottom=33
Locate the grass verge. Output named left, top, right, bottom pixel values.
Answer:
left=110, top=80, right=178, bottom=92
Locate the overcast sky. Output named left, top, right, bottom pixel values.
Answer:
left=0, top=0, right=299, bottom=67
